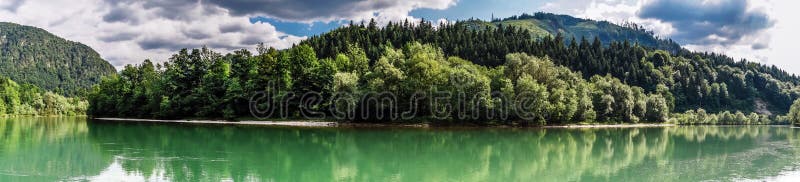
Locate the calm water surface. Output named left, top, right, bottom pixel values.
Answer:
left=2, top=117, right=800, bottom=181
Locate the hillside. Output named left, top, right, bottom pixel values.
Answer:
left=303, top=13, right=800, bottom=115
left=0, top=22, right=116, bottom=96
left=467, top=12, right=683, bottom=52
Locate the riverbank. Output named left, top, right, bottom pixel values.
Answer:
left=542, top=123, right=676, bottom=128
left=93, top=118, right=337, bottom=127
left=93, top=118, right=683, bottom=128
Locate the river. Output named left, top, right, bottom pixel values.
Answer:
left=1, top=117, right=800, bottom=181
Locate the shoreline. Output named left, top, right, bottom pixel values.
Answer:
left=92, top=118, right=683, bottom=128
left=93, top=118, right=337, bottom=127
left=541, top=123, right=676, bottom=128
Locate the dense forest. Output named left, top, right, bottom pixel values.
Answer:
left=87, top=42, right=777, bottom=125
left=0, top=77, right=86, bottom=116
left=788, top=100, right=800, bottom=126
left=0, top=22, right=117, bottom=96
left=304, top=13, right=800, bottom=114
left=89, top=42, right=668, bottom=124
left=88, top=13, right=799, bottom=125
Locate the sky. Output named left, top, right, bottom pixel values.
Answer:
left=0, top=0, right=797, bottom=74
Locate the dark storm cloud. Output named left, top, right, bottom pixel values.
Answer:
left=219, top=23, right=245, bottom=33
left=138, top=37, right=200, bottom=50
left=103, top=0, right=224, bottom=23
left=638, top=0, right=773, bottom=46
left=182, top=29, right=212, bottom=39
left=103, top=0, right=390, bottom=23
left=207, top=0, right=398, bottom=21
left=752, top=42, right=768, bottom=50
left=240, top=35, right=264, bottom=46
left=99, top=32, right=139, bottom=42
left=138, top=36, right=252, bottom=51
left=208, top=42, right=248, bottom=50
left=102, top=6, right=139, bottom=24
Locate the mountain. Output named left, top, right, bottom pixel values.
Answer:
left=304, top=13, right=800, bottom=114
left=465, top=12, right=683, bottom=52
left=0, top=22, right=116, bottom=96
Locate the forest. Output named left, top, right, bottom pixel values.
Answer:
left=87, top=16, right=800, bottom=125
left=304, top=15, right=800, bottom=115
left=0, top=77, right=86, bottom=116
left=86, top=43, right=780, bottom=125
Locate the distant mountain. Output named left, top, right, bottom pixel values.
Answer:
left=0, top=22, right=116, bottom=95
left=465, top=12, right=682, bottom=52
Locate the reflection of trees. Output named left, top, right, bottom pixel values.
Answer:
left=82, top=123, right=800, bottom=182
left=0, top=117, right=110, bottom=181
left=640, top=126, right=800, bottom=181
left=667, top=126, right=777, bottom=142
left=0, top=119, right=793, bottom=181
left=0, top=118, right=794, bottom=181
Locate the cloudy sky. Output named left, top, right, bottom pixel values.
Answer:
left=0, top=0, right=797, bottom=74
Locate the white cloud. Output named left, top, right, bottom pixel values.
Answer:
left=758, top=0, right=800, bottom=74
left=539, top=0, right=798, bottom=74
left=3, top=0, right=790, bottom=74
left=540, top=0, right=675, bottom=37
left=0, top=0, right=303, bottom=70
left=0, top=0, right=456, bottom=70
left=211, top=0, right=455, bottom=23
left=642, top=0, right=786, bottom=73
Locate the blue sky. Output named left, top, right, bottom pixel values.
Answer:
left=255, top=0, right=552, bottom=37
left=1, top=0, right=797, bottom=74
left=250, top=17, right=344, bottom=37
left=411, top=0, right=548, bottom=21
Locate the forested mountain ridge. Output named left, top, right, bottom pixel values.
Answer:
left=0, top=22, right=116, bottom=96
left=476, top=12, right=683, bottom=52
left=303, top=13, right=800, bottom=115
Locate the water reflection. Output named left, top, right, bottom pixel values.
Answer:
left=0, top=117, right=109, bottom=181
left=2, top=118, right=800, bottom=181
left=84, top=122, right=800, bottom=182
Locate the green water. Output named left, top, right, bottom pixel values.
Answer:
left=2, top=118, right=800, bottom=181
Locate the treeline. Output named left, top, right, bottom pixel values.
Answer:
left=303, top=18, right=800, bottom=114
left=672, top=109, right=784, bottom=125
left=786, top=99, right=800, bottom=125
left=88, top=42, right=673, bottom=124
left=0, top=77, right=86, bottom=116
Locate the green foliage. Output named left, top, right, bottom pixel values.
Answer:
left=88, top=14, right=800, bottom=125
left=787, top=99, right=800, bottom=125
left=672, top=109, right=781, bottom=125
left=514, top=74, right=549, bottom=124
left=0, top=77, right=84, bottom=116
left=303, top=15, right=800, bottom=115
left=645, top=94, right=670, bottom=122
left=89, top=41, right=679, bottom=124
left=0, top=22, right=116, bottom=96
